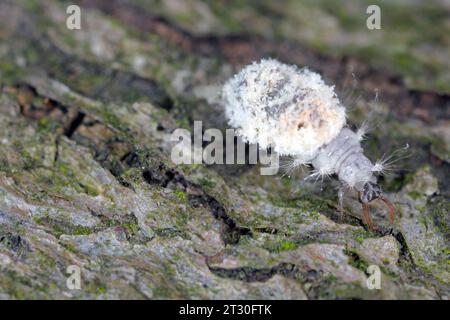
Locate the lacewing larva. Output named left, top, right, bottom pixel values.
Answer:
left=222, top=58, right=404, bottom=230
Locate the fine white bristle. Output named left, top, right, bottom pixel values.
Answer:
left=372, top=144, right=411, bottom=175
left=304, top=167, right=333, bottom=184
left=356, top=119, right=370, bottom=141
left=280, top=156, right=308, bottom=177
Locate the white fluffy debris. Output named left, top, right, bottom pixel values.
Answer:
left=222, top=58, right=346, bottom=161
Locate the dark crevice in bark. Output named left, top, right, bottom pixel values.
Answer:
left=189, top=194, right=252, bottom=245
left=391, top=230, right=415, bottom=268
left=140, top=163, right=252, bottom=245
left=0, top=233, right=27, bottom=253
left=208, top=262, right=298, bottom=282
left=254, top=227, right=280, bottom=235
left=64, top=112, right=85, bottom=138
left=208, top=261, right=337, bottom=299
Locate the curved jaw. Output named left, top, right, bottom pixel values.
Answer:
left=361, top=197, right=395, bottom=230
left=359, top=182, right=395, bottom=230
left=380, top=196, right=396, bottom=224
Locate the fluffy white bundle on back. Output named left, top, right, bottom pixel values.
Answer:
left=222, top=58, right=346, bottom=161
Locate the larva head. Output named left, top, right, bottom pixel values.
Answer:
left=222, top=58, right=346, bottom=161
left=356, top=144, right=410, bottom=228
left=359, top=181, right=382, bottom=203
left=359, top=181, right=396, bottom=228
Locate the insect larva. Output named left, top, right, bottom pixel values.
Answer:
left=222, top=58, right=398, bottom=230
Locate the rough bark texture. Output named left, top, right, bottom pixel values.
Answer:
left=0, top=0, right=448, bottom=299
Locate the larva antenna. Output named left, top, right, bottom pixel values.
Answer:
left=372, top=143, right=412, bottom=176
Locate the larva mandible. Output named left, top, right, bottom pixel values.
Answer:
left=222, top=58, right=399, bottom=230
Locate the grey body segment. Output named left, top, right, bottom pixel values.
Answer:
left=311, top=128, right=375, bottom=190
